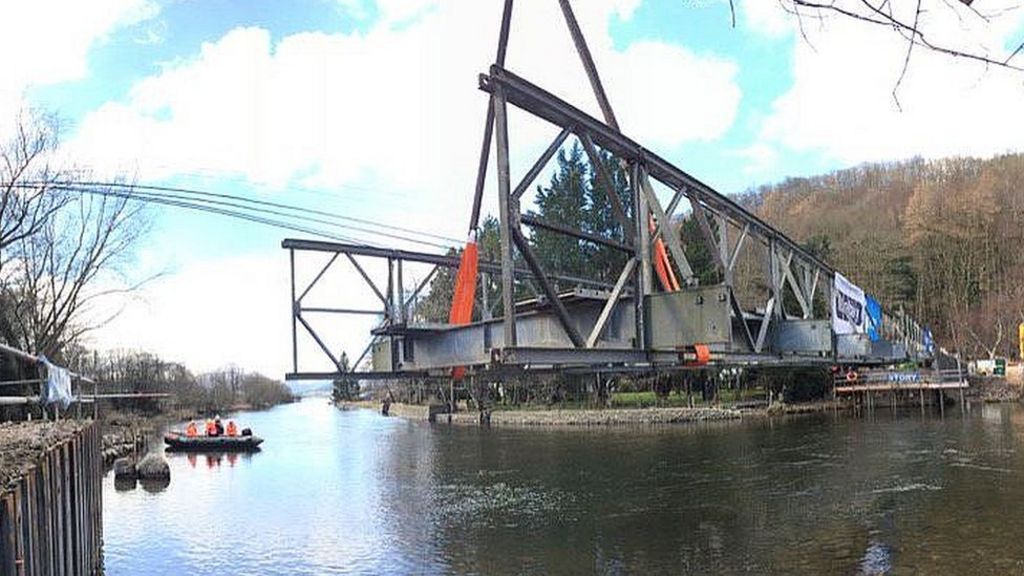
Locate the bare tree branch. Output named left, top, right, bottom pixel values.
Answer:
left=892, top=0, right=924, bottom=110
left=786, top=0, right=1024, bottom=72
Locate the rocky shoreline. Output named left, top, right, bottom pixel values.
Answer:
left=339, top=400, right=748, bottom=426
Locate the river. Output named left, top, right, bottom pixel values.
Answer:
left=101, top=398, right=1024, bottom=575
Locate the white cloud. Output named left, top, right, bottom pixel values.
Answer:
left=753, top=1, right=1024, bottom=164
left=740, top=0, right=790, bottom=39
left=71, top=0, right=743, bottom=376
left=68, top=0, right=741, bottom=231
left=735, top=141, right=779, bottom=176
left=0, top=0, right=158, bottom=126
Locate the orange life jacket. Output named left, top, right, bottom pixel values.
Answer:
left=186, top=422, right=198, bottom=437
left=206, top=420, right=216, bottom=436
left=226, top=422, right=238, bottom=437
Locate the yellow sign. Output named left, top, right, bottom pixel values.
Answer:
left=1019, top=322, right=1024, bottom=361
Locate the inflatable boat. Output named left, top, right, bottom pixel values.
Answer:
left=163, top=431, right=263, bottom=452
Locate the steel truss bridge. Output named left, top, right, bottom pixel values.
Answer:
left=284, top=0, right=933, bottom=383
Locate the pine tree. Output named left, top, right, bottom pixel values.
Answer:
left=529, top=144, right=591, bottom=288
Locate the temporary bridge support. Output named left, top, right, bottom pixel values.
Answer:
left=283, top=0, right=934, bottom=382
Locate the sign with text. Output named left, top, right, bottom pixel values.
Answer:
left=832, top=272, right=866, bottom=335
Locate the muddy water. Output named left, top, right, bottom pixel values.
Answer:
left=102, top=398, right=1024, bottom=574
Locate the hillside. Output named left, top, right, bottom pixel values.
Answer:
left=742, top=153, right=1024, bottom=358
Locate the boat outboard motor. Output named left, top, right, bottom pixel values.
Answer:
left=241, top=427, right=252, bottom=437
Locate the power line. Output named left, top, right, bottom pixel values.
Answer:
left=10, top=181, right=463, bottom=251
left=45, top=183, right=365, bottom=245
left=78, top=181, right=463, bottom=245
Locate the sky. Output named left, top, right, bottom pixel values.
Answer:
left=1, top=0, right=1022, bottom=379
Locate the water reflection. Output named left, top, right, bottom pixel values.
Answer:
left=103, top=399, right=1024, bottom=575
left=176, top=451, right=252, bottom=469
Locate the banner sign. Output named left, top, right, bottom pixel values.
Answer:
left=923, top=328, right=935, bottom=356
left=832, top=272, right=866, bottom=335
left=865, top=295, right=882, bottom=342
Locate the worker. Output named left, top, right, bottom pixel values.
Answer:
left=226, top=420, right=238, bottom=437
left=185, top=421, right=198, bottom=438
left=214, top=415, right=225, bottom=436
left=205, top=419, right=217, bottom=436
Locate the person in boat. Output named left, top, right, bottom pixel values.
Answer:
left=186, top=421, right=198, bottom=438
left=226, top=420, right=238, bottom=437
left=205, top=419, right=217, bottom=437
left=214, top=415, right=225, bottom=436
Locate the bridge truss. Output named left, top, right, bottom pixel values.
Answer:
left=284, top=0, right=932, bottom=382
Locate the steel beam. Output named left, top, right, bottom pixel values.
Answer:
left=690, top=198, right=725, bottom=274
left=755, top=296, right=775, bottom=353
left=631, top=161, right=650, bottom=349
left=585, top=257, right=636, bottom=348
left=780, top=249, right=811, bottom=319
left=469, top=99, right=494, bottom=232
left=579, top=132, right=634, bottom=241
left=512, top=127, right=571, bottom=200
left=494, top=86, right=518, bottom=347
left=290, top=248, right=298, bottom=372
left=345, top=253, right=388, bottom=309
left=728, top=223, right=749, bottom=273
left=641, top=170, right=695, bottom=284
left=301, top=307, right=382, bottom=315
left=510, top=226, right=585, bottom=348
left=282, top=238, right=613, bottom=290
left=729, top=288, right=756, bottom=350
left=520, top=213, right=631, bottom=252
left=649, top=187, right=685, bottom=243
left=298, top=252, right=339, bottom=303
left=404, top=265, right=438, bottom=312
left=557, top=0, right=619, bottom=130
left=296, top=313, right=343, bottom=371
left=479, top=66, right=836, bottom=277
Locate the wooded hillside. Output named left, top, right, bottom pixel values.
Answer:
left=745, top=153, right=1024, bottom=359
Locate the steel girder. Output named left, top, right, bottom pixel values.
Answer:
left=283, top=0, right=933, bottom=382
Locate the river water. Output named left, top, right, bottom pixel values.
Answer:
left=102, top=398, right=1024, bottom=575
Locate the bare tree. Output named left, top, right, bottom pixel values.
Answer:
left=0, top=110, right=72, bottom=265
left=0, top=112, right=150, bottom=360
left=770, top=0, right=1024, bottom=106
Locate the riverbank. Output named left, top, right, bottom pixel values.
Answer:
left=339, top=400, right=768, bottom=426
left=338, top=395, right=983, bottom=425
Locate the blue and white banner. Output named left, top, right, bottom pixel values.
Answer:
left=923, top=328, right=935, bottom=356
left=865, top=295, right=883, bottom=342
left=832, top=272, right=866, bottom=335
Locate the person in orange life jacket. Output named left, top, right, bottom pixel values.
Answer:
left=186, top=421, right=198, bottom=437
left=226, top=420, right=238, bottom=437
left=205, top=419, right=217, bottom=436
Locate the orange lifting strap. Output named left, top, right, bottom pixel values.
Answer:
left=449, top=240, right=479, bottom=379
left=449, top=241, right=478, bottom=325
left=648, top=216, right=680, bottom=292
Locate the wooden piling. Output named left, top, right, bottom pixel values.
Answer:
left=0, top=424, right=103, bottom=575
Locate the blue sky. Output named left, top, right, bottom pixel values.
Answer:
left=2, top=0, right=1022, bottom=376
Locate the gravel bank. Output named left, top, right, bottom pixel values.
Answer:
left=452, top=406, right=741, bottom=426
left=340, top=401, right=741, bottom=426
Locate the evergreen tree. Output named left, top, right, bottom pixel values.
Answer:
left=679, top=214, right=721, bottom=287
left=529, top=144, right=591, bottom=288
left=585, top=149, right=631, bottom=283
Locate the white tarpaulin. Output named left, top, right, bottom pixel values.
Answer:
left=40, top=356, right=72, bottom=410
left=832, top=272, right=866, bottom=335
